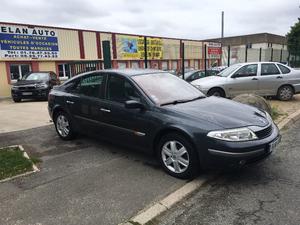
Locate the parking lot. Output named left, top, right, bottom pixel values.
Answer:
left=0, top=99, right=50, bottom=133
left=0, top=100, right=189, bottom=225
left=1, top=95, right=300, bottom=225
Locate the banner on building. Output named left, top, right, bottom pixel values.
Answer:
left=120, top=35, right=163, bottom=60
left=0, top=25, right=59, bottom=59
left=206, top=42, right=221, bottom=59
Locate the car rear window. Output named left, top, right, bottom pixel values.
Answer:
left=277, top=64, right=291, bottom=74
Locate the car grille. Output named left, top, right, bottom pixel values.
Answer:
left=18, top=85, right=36, bottom=90
left=255, top=125, right=273, bottom=139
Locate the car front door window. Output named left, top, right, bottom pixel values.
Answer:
left=107, top=75, right=141, bottom=103
left=233, top=64, right=258, bottom=78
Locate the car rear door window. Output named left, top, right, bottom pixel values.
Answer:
left=233, top=64, right=258, bottom=78
left=277, top=64, right=291, bottom=74
left=69, top=73, right=106, bottom=98
left=261, top=63, right=280, bottom=76
left=107, top=75, right=141, bottom=103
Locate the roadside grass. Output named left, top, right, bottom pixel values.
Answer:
left=271, top=105, right=286, bottom=121
left=0, top=146, right=34, bottom=180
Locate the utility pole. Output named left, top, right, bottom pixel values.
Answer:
left=221, top=11, right=224, bottom=42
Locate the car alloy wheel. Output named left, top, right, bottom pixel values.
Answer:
left=158, top=133, right=199, bottom=179
left=54, top=111, right=76, bottom=140
left=56, top=114, right=70, bottom=137
left=278, top=86, right=293, bottom=101
left=161, top=140, right=190, bottom=174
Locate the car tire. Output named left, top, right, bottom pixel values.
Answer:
left=207, top=88, right=225, bottom=97
left=54, top=111, right=76, bottom=140
left=277, top=85, right=294, bottom=101
left=157, top=133, right=199, bottom=179
left=13, top=97, right=21, bottom=103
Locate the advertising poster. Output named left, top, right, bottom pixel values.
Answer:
left=120, top=35, right=163, bottom=60
left=206, top=42, right=222, bottom=59
left=0, top=25, right=59, bottom=59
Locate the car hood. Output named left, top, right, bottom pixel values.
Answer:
left=191, top=76, right=226, bottom=87
left=13, top=80, right=45, bottom=86
left=163, top=96, right=270, bottom=129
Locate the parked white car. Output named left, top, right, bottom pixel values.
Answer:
left=191, top=62, right=300, bottom=101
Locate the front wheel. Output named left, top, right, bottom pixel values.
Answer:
left=277, top=85, right=293, bottom=101
left=157, top=133, right=199, bottom=179
left=54, top=111, right=76, bottom=140
left=207, top=88, right=225, bottom=97
left=12, top=97, right=21, bottom=102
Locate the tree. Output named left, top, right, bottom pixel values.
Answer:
left=286, top=18, right=300, bottom=66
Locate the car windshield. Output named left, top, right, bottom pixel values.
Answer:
left=132, top=73, right=205, bottom=105
left=22, top=73, right=49, bottom=81
left=218, top=64, right=241, bottom=77
left=184, top=70, right=197, bottom=78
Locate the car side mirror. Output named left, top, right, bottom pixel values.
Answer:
left=125, top=100, right=145, bottom=110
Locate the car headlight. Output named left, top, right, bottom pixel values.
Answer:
left=207, top=127, right=258, bottom=142
left=36, top=83, right=48, bottom=88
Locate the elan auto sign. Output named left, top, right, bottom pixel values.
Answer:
left=0, top=25, right=59, bottom=59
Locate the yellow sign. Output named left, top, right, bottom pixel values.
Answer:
left=120, top=35, right=163, bottom=60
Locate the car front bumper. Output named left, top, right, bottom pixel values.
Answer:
left=11, top=88, right=49, bottom=99
left=198, top=122, right=281, bottom=169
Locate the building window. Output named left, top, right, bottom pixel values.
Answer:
left=161, top=61, right=168, bottom=70
left=184, top=60, right=189, bottom=68
left=172, top=61, right=178, bottom=69
left=58, top=64, right=71, bottom=79
left=194, top=60, right=199, bottom=69
left=118, top=62, right=127, bottom=69
left=131, top=61, right=139, bottom=69
left=10, top=64, right=31, bottom=81
left=268, top=43, right=273, bottom=48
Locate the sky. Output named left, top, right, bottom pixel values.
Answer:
left=0, top=0, right=299, bottom=40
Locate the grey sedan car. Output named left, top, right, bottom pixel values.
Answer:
left=191, top=62, right=300, bottom=100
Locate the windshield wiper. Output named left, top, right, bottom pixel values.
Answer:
left=160, top=96, right=205, bottom=106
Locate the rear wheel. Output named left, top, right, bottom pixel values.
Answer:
left=54, top=111, right=76, bottom=140
left=207, top=88, right=225, bottom=97
left=277, top=85, right=293, bottom=101
left=157, top=133, right=199, bottom=179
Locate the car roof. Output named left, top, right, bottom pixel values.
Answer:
left=234, top=62, right=286, bottom=66
left=64, top=69, right=169, bottom=84
left=28, top=71, right=54, bottom=74
left=105, top=68, right=168, bottom=76
left=76, top=69, right=168, bottom=78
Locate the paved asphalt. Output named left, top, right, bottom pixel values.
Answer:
left=157, top=120, right=300, bottom=225
left=0, top=125, right=186, bottom=225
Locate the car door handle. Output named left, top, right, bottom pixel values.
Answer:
left=252, top=78, right=258, bottom=80
left=276, top=76, right=283, bottom=79
left=66, top=100, right=74, bottom=104
left=100, top=108, right=111, bottom=113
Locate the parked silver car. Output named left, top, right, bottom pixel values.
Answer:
left=191, top=62, right=300, bottom=100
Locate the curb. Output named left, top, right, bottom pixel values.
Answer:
left=277, top=109, right=300, bottom=131
left=0, top=145, right=39, bottom=183
left=120, top=109, right=300, bottom=225
left=120, top=176, right=211, bottom=225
